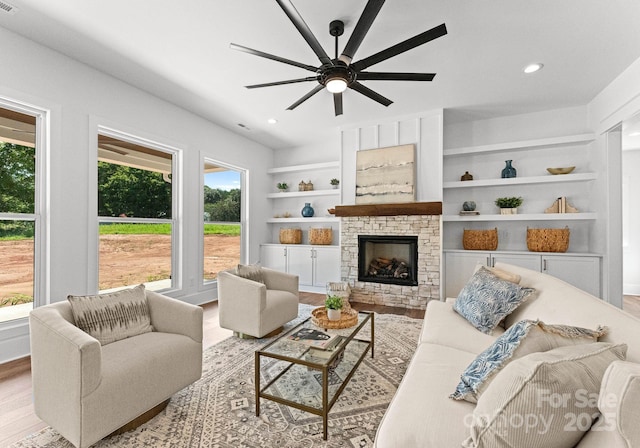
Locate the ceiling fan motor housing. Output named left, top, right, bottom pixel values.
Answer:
left=319, top=61, right=356, bottom=87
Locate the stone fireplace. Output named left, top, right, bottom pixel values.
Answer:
left=337, top=202, right=441, bottom=310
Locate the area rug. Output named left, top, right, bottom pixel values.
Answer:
left=12, top=305, right=422, bottom=448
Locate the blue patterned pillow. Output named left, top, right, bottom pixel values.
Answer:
left=450, top=319, right=607, bottom=402
left=453, top=266, right=535, bottom=334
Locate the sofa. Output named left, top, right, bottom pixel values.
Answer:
left=29, top=288, right=203, bottom=448
left=217, top=266, right=299, bottom=338
left=374, top=262, right=640, bottom=447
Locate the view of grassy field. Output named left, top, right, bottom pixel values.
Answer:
left=0, top=223, right=241, bottom=307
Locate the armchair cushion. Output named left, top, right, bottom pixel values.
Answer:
left=67, top=284, right=153, bottom=345
left=237, top=263, right=265, bottom=284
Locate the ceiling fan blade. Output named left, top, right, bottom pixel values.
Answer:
left=340, top=0, right=385, bottom=64
left=275, top=0, right=332, bottom=66
left=287, top=84, right=325, bottom=110
left=351, top=23, right=447, bottom=72
left=349, top=81, right=393, bottom=107
left=333, top=92, right=343, bottom=116
left=246, top=77, right=318, bottom=89
left=230, top=43, right=317, bottom=72
left=357, top=72, right=436, bottom=81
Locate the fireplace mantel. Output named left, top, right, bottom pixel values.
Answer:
left=335, top=201, right=442, bottom=217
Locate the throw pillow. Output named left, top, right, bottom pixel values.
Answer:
left=462, top=342, right=628, bottom=448
left=475, top=263, right=521, bottom=284
left=450, top=319, right=608, bottom=402
left=67, top=284, right=153, bottom=345
left=453, top=266, right=536, bottom=334
left=237, top=264, right=265, bottom=284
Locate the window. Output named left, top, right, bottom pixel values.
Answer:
left=203, top=160, right=244, bottom=282
left=0, top=103, right=41, bottom=322
left=97, top=130, right=178, bottom=292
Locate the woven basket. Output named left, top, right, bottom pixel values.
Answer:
left=279, top=228, right=302, bottom=244
left=463, top=228, right=498, bottom=250
left=309, top=227, right=333, bottom=245
left=527, top=227, right=570, bottom=252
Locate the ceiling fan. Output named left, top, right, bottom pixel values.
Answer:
left=230, top=0, right=447, bottom=116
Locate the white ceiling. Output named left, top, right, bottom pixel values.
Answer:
left=2, top=0, right=640, bottom=150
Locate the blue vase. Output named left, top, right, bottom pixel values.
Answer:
left=301, top=203, right=314, bottom=217
left=501, top=160, right=517, bottom=178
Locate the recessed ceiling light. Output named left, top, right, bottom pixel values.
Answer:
left=629, top=131, right=640, bottom=137
left=267, top=118, right=278, bottom=124
left=523, top=63, right=544, bottom=74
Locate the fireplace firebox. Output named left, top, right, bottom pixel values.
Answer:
left=358, top=235, right=419, bottom=286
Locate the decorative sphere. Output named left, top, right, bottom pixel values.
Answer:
left=463, top=201, right=476, bottom=211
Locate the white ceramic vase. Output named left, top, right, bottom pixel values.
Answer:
left=327, top=308, right=341, bottom=321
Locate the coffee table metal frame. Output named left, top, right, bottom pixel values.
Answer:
left=255, top=311, right=374, bottom=440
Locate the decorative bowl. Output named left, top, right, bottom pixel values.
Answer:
left=546, top=166, right=575, bottom=175
left=327, top=208, right=336, bottom=215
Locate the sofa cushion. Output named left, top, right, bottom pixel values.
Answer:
left=419, top=300, right=505, bottom=354
left=453, top=266, right=536, bottom=335
left=67, top=284, right=153, bottom=345
left=598, top=360, right=640, bottom=447
left=237, top=263, right=265, bottom=284
left=374, top=343, right=475, bottom=447
left=463, top=342, right=628, bottom=448
left=493, top=262, right=640, bottom=363
left=451, top=319, right=607, bottom=402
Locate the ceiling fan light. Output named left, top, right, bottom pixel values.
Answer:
left=326, top=78, right=348, bottom=93
left=523, top=63, right=544, bottom=74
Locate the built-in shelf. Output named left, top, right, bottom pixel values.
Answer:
left=443, top=172, right=596, bottom=189
left=443, top=249, right=602, bottom=257
left=444, top=133, right=595, bottom=157
left=267, top=161, right=340, bottom=175
left=267, top=217, right=340, bottom=224
left=267, top=189, right=340, bottom=199
left=442, top=212, right=597, bottom=222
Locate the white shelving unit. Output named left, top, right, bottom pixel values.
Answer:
left=443, top=133, right=595, bottom=157
left=442, top=132, right=600, bottom=249
left=442, top=132, right=602, bottom=297
left=263, top=160, right=342, bottom=290
left=443, top=212, right=598, bottom=222
left=443, top=172, right=597, bottom=189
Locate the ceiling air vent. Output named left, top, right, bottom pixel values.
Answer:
left=0, top=1, right=17, bottom=14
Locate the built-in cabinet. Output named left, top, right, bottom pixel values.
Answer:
left=260, top=244, right=340, bottom=293
left=263, top=161, right=342, bottom=290
left=444, top=250, right=601, bottom=298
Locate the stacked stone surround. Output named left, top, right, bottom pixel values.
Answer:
left=341, top=215, right=440, bottom=310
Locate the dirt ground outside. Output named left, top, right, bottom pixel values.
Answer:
left=0, top=234, right=240, bottom=305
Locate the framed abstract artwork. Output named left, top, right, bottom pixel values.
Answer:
left=355, top=144, right=415, bottom=204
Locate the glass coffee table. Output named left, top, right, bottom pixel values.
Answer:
left=255, top=311, right=374, bottom=440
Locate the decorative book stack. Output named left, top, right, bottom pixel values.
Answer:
left=545, top=197, right=578, bottom=214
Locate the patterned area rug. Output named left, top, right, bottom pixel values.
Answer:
left=13, top=305, right=422, bottom=448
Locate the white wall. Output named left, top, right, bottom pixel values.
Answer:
left=0, top=26, right=274, bottom=363
left=588, top=56, right=640, bottom=305
left=623, top=149, right=640, bottom=294
left=340, top=110, right=444, bottom=204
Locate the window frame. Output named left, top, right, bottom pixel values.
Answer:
left=0, top=95, right=49, bottom=324
left=95, top=125, right=182, bottom=293
left=199, top=156, right=247, bottom=288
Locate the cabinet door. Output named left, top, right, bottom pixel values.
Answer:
left=312, top=246, right=341, bottom=287
left=491, top=253, right=541, bottom=271
left=444, top=251, right=491, bottom=298
left=542, top=255, right=601, bottom=297
left=287, top=246, right=314, bottom=286
left=260, top=245, right=288, bottom=272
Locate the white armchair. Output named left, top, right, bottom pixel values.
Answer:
left=29, top=290, right=203, bottom=448
left=217, top=266, right=299, bottom=338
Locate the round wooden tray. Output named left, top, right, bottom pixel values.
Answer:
left=311, top=307, right=358, bottom=329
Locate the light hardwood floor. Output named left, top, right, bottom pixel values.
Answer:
left=0, top=293, right=424, bottom=447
